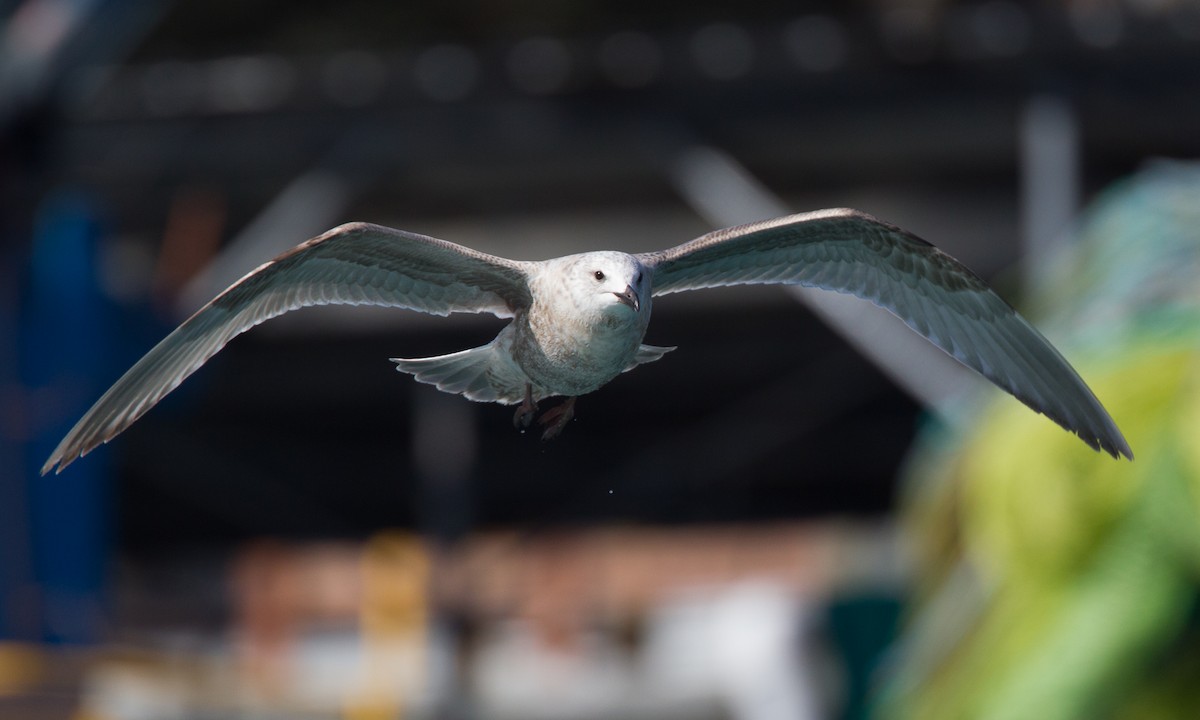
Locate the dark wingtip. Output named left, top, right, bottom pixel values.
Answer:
left=41, top=438, right=89, bottom=475
left=41, top=450, right=72, bottom=476
left=1104, top=420, right=1135, bottom=461
left=1088, top=431, right=1133, bottom=461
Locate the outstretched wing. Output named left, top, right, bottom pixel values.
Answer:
left=43, top=222, right=532, bottom=474
left=637, top=208, right=1132, bottom=459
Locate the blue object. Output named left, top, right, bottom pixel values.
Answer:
left=13, top=189, right=114, bottom=644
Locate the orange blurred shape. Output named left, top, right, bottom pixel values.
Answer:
left=0, top=643, right=45, bottom=696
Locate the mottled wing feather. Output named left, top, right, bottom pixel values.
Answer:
left=42, top=222, right=531, bottom=474
left=637, top=208, right=1132, bottom=459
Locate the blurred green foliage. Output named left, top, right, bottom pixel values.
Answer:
left=879, top=161, right=1200, bottom=720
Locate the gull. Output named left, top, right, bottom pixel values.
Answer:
left=41, top=208, right=1133, bottom=474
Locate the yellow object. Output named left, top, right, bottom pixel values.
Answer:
left=343, top=531, right=431, bottom=720
left=0, top=642, right=45, bottom=695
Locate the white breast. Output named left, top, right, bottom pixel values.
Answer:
left=512, top=264, right=651, bottom=398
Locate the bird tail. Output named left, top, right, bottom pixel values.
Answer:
left=392, top=343, right=517, bottom=404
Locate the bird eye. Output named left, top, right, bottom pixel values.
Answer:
left=593, top=270, right=605, bottom=281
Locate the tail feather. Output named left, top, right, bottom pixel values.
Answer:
left=394, top=341, right=676, bottom=403
left=392, top=343, right=513, bottom=403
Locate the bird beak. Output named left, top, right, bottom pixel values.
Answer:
left=613, top=285, right=640, bottom=312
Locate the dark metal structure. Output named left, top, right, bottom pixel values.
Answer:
left=6, top=0, right=1200, bottom=575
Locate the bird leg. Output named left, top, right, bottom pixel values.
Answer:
left=513, top=383, right=538, bottom=431
left=538, top=396, right=576, bottom=440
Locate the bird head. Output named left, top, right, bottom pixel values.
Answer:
left=554, top=251, right=649, bottom=320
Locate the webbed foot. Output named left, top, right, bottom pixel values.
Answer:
left=538, top=397, right=576, bottom=440
left=513, top=383, right=538, bottom=431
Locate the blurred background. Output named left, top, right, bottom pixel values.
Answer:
left=3, top=0, right=1200, bottom=718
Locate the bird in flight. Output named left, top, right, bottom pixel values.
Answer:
left=41, top=208, right=1132, bottom=474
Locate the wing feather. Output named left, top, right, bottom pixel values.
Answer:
left=42, top=222, right=531, bottom=474
left=638, top=208, right=1132, bottom=459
